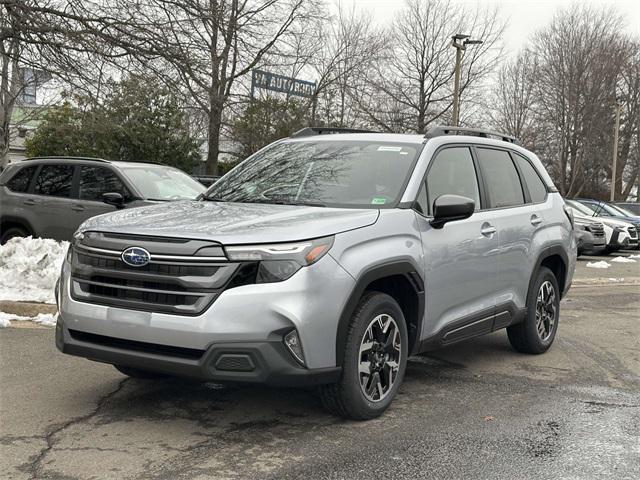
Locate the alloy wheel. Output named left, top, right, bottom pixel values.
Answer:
left=535, top=280, right=557, bottom=342
left=358, top=314, right=402, bottom=402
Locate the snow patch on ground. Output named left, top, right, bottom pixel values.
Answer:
left=610, top=256, right=636, bottom=263
left=0, top=311, right=58, bottom=328
left=628, top=254, right=640, bottom=259
left=586, top=261, right=610, bottom=269
left=0, top=236, right=68, bottom=303
left=607, top=278, right=625, bottom=283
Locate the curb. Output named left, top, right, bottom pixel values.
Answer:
left=0, top=300, right=57, bottom=317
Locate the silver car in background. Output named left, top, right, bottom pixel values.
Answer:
left=55, top=126, right=576, bottom=420
left=0, top=157, right=205, bottom=243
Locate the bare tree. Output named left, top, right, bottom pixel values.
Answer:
left=356, top=0, right=504, bottom=133
left=489, top=51, right=539, bottom=146
left=100, top=0, right=314, bottom=175
left=531, top=5, right=628, bottom=197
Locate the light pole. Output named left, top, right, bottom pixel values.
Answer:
left=610, top=100, right=622, bottom=202
left=451, top=34, right=482, bottom=127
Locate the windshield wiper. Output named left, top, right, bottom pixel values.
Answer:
left=201, top=196, right=231, bottom=202
left=240, top=199, right=327, bottom=207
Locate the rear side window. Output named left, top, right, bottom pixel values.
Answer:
left=6, top=165, right=37, bottom=192
left=79, top=166, right=129, bottom=201
left=476, top=148, right=524, bottom=208
left=425, top=147, right=480, bottom=215
left=34, top=164, right=74, bottom=198
left=514, top=155, right=547, bottom=203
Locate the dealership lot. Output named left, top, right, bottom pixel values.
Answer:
left=1, top=255, right=639, bottom=480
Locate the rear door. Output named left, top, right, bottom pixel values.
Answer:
left=30, top=163, right=77, bottom=241
left=414, top=146, right=499, bottom=342
left=73, top=165, right=132, bottom=224
left=475, top=147, right=548, bottom=312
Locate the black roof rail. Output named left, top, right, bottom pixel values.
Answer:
left=424, top=126, right=519, bottom=144
left=290, top=126, right=379, bottom=138
left=24, top=156, right=112, bottom=163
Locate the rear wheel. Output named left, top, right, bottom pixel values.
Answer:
left=507, top=266, right=560, bottom=354
left=114, top=365, right=170, bottom=379
left=0, top=226, right=28, bottom=245
left=319, top=292, right=407, bottom=420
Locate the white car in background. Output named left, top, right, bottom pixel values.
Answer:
left=565, top=199, right=636, bottom=253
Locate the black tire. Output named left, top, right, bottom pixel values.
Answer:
left=507, top=266, right=560, bottom=354
left=0, top=226, right=28, bottom=245
left=319, top=292, right=408, bottom=420
left=114, top=365, right=170, bottom=379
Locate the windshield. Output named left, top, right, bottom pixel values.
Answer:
left=121, top=166, right=205, bottom=201
left=204, top=140, right=421, bottom=208
left=565, top=199, right=596, bottom=216
left=608, top=203, right=635, bottom=217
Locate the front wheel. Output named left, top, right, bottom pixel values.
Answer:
left=320, top=292, right=408, bottom=420
left=507, top=266, right=560, bottom=354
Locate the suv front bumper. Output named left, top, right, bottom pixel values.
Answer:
left=55, top=318, right=341, bottom=386
left=57, top=252, right=356, bottom=377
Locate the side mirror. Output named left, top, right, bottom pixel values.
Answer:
left=430, top=194, right=475, bottom=229
left=102, top=192, right=125, bottom=209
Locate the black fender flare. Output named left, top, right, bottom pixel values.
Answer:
left=335, top=260, right=425, bottom=366
left=0, top=215, right=35, bottom=236
left=528, top=245, right=570, bottom=299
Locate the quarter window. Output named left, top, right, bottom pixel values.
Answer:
left=514, top=154, right=547, bottom=203
left=476, top=148, right=524, bottom=208
left=425, top=147, right=480, bottom=215
left=34, top=164, right=74, bottom=198
left=6, top=165, right=37, bottom=192
left=79, top=166, right=129, bottom=201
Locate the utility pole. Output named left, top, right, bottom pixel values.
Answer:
left=451, top=34, right=482, bottom=127
left=610, top=101, right=622, bottom=202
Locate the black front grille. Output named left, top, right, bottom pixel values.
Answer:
left=76, top=252, right=218, bottom=276
left=629, top=227, right=637, bottom=240
left=70, top=235, right=240, bottom=315
left=69, top=329, right=204, bottom=359
left=588, top=223, right=605, bottom=238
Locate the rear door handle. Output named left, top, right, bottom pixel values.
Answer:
left=71, top=205, right=85, bottom=212
left=23, top=199, right=38, bottom=206
left=531, top=215, right=543, bottom=226
left=481, top=224, right=497, bottom=236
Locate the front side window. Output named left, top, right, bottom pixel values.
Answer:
left=79, top=166, right=129, bottom=201
left=6, top=165, right=37, bottom=192
left=514, top=154, right=547, bottom=203
left=424, top=147, right=480, bottom=215
left=205, top=141, right=421, bottom=208
left=34, top=164, right=74, bottom=198
left=120, top=166, right=205, bottom=201
left=477, top=148, right=524, bottom=208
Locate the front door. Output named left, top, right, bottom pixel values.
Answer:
left=414, top=146, right=499, bottom=342
left=30, top=164, right=77, bottom=241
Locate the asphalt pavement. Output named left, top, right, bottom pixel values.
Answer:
left=1, top=254, right=639, bottom=479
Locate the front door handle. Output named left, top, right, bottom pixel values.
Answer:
left=531, top=215, right=543, bottom=226
left=23, top=199, right=38, bottom=206
left=481, top=224, right=497, bottom=236
left=71, top=205, right=85, bottom=212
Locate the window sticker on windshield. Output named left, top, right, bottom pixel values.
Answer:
left=377, top=146, right=403, bottom=152
left=371, top=197, right=386, bottom=205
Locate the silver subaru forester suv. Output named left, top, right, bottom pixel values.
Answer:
left=56, top=126, right=576, bottom=420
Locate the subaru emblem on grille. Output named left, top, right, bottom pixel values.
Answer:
left=121, top=247, right=151, bottom=267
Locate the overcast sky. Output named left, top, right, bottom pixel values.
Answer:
left=343, top=0, right=640, bottom=57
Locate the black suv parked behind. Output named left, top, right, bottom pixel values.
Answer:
left=0, top=157, right=205, bottom=244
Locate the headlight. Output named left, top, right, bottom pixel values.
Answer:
left=226, top=236, right=334, bottom=282
left=574, top=223, right=589, bottom=232
left=66, top=230, right=85, bottom=262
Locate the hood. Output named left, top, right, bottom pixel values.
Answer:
left=595, top=216, right=636, bottom=229
left=79, top=200, right=379, bottom=244
left=573, top=214, right=601, bottom=226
